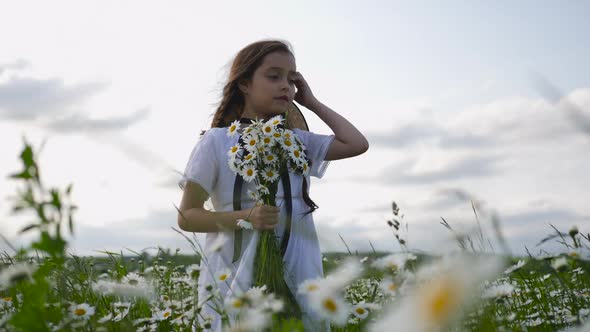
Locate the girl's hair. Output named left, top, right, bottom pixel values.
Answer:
left=205, top=39, right=319, bottom=216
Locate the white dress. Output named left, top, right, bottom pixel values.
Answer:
left=178, top=126, right=336, bottom=332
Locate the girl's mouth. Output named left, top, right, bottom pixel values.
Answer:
left=275, top=96, right=288, bottom=102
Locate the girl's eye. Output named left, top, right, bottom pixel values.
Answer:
left=268, top=75, right=279, bottom=80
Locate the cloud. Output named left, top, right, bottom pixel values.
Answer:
left=0, top=76, right=108, bottom=121
left=0, top=59, right=30, bottom=76
left=42, top=106, right=151, bottom=132
left=366, top=86, right=590, bottom=151
left=367, top=153, right=503, bottom=185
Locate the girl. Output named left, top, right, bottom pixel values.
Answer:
left=177, top=39, right=369, bottom=331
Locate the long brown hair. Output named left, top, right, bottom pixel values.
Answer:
left=207, top=39, right=319, bottom=216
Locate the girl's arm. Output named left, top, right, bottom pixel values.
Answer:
left=307, top=99, right=370, bottom=160
left=177, top=181, right=246, bottom=232
left=292, top=72, right=369, bottom=161
left=177, top=181, right=280, bottom=232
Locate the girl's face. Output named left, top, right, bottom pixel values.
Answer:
left=240, top=51, right=297, bottom=120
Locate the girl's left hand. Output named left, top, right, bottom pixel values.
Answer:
left=293, top=72, right=319, bottom=110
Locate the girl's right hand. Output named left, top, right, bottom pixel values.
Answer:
left=247, top=205, right=280, bottom=230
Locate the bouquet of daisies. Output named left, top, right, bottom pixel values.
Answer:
left=227, top=113, right=309, bottom=319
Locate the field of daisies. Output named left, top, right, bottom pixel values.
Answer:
left=1, top=139, right=589, bottom=332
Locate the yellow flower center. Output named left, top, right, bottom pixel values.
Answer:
left=355, top=307, right=366, bottom=315
left=264, top=126, right=272, bottom=133
left=267, top=155, right=275, bottom=161
left=323, top=298, right=337, bottom=313
left=3, top=297, right=12, bottom=302
left=219, top=274, right=228, bottom=281
left=284, top=140, right=292, bottom=147
left=266, top=171, right=274, bottom=177
left=75, top=308, right=87, bottom=316
left=419, top=277, right=462, bottom=327
left=273, top=120, right=280, bottom=125
left=230, top=125, right=237, bottom=132
left=246, top=169, right=254, bottom=177
left=232, top=299, right=243, bottom=308
left=263, top=137, right=272, bottom=144
left=164, top=311, right=171, bottom=318
left=307, top=284, right=318, bottom=292
left=388, top=283, right=398, bottom=291
left=163, top=295, right=170, bottom=301
left=294, top=150, right=300, bottom=158
left=245, top=154, right=253, bottom=161
left=231, top=146, right=239, bottom=153
left=273, top=132, right=281, bottom=138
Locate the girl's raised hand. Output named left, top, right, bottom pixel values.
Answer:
left=247, top=204, right=280, bottom=230
left=293, top=71, right=319, bottom=109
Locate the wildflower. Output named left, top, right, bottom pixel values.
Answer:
left=247, top=189, right=260, bottom=201
left=308, top=289, right=350, bottom=327
left=261, top=122, right=276, bottom=136
left=156, top=308, right=172, bottom=321
left=379, top=278, right=399, bottom=296
left=352, top=303, right=370, bottom=319
left=185, top=264, right=201, bottom=278
left=216, top=268, right=232, bottom=282
left=281, top=138, right=295, bottom=151
left=261, top=135, right=274, bottom=147
left=288, top=148, right=305, bottom=164
left=256, top=184, right=270, bottom=195
left=70, top=303, right=95, bottom=320
left=241, top=165, right=257, bottom=182
left=369, top=253, right=503, bottom=332
left=122, top=272, right=145, bottom=286
left=227, top=120, right=240, bottom=137
left=482, top=283, right=515, bottom=299
left=227, top=145, right=240, bottom=158
left=237, top=219, right=253, bottom=230
left=224, top=296, right=245, bottom=313
left=97, top=313, right=113, bottom=323
left=0, top=262, right=36, bottom=288
left=261, top=167, right=279, bottom=182
left=243, top=135, right=259, bottom=152
left=268, top=115, right=284, bottom=127
left=551, top=256, right=568, bottom=271
left=298, top=278, right=322, bottom=295
left=262, top=152, right=279, bottom=165
left=371, top=252, right=416, bottom=272
left=504, top=259, right=526, bottom=274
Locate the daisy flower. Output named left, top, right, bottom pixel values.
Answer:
left=551, top=256, right=568, bottom=271
left=268, top=115, right=284, bottom=127
left=283, top=129, right=294, bottom=140
left=262, top=152, right=279, bottom=165
left=261, top=135, right=274, bottom=147
left=243, top=135, right=259, bottom=152
left=185, top=264, right=201, bottom=278
left=247, top=189, right=260, bottom=201
left=352, top=303, right=370, bottom=320
left=288, top=149, right=305, bottom=165
left=256, top=184, right=270, bottom=195
left=215, top=268, right=232, bottom=283
left=156, top=308, right=172, bottom=321
left=261, top=167, right=279, bottom=182
left=272, top=131, right=283, bottom=142
left=70, top=303, right=95, bottom=320
left=308, top=289, right=350, bottom=327
left=241, top=165, right=257, bottom=182
left=227, top=120, right=240, bottom=137
left=379, top=278, right=399, bottom=296
left=227, top=144, right=241, bottom=158
left=281, top=138, right=296, bottom=151
left=261, top=122, right=276, bottom=136
left=224, top=296, right=245, bottom=314
left=236, top=219, right=253, bottom=230
left=122, top=272, right=145, bottom=286
left=242, top=150, right=257, bottom=163
left=503, top=259, right=526, bottom=274
left=298, top=278, right=322, bottom=295
left=300, top=161, right=310, bottom=176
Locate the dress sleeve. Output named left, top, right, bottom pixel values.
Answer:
left=178, top=129, right=219, bottom=196
left=292, top=128, right=336, bottom=179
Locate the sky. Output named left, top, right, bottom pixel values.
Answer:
left=1, top=0, right=589, bottom=258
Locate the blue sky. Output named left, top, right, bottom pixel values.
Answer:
left=1, top=1, right=588, bottom=257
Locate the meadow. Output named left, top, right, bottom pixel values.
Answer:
left=0, top=138, right=588, bottom=332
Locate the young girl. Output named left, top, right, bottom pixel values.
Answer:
left=177, top=39, right=369, bottom=331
